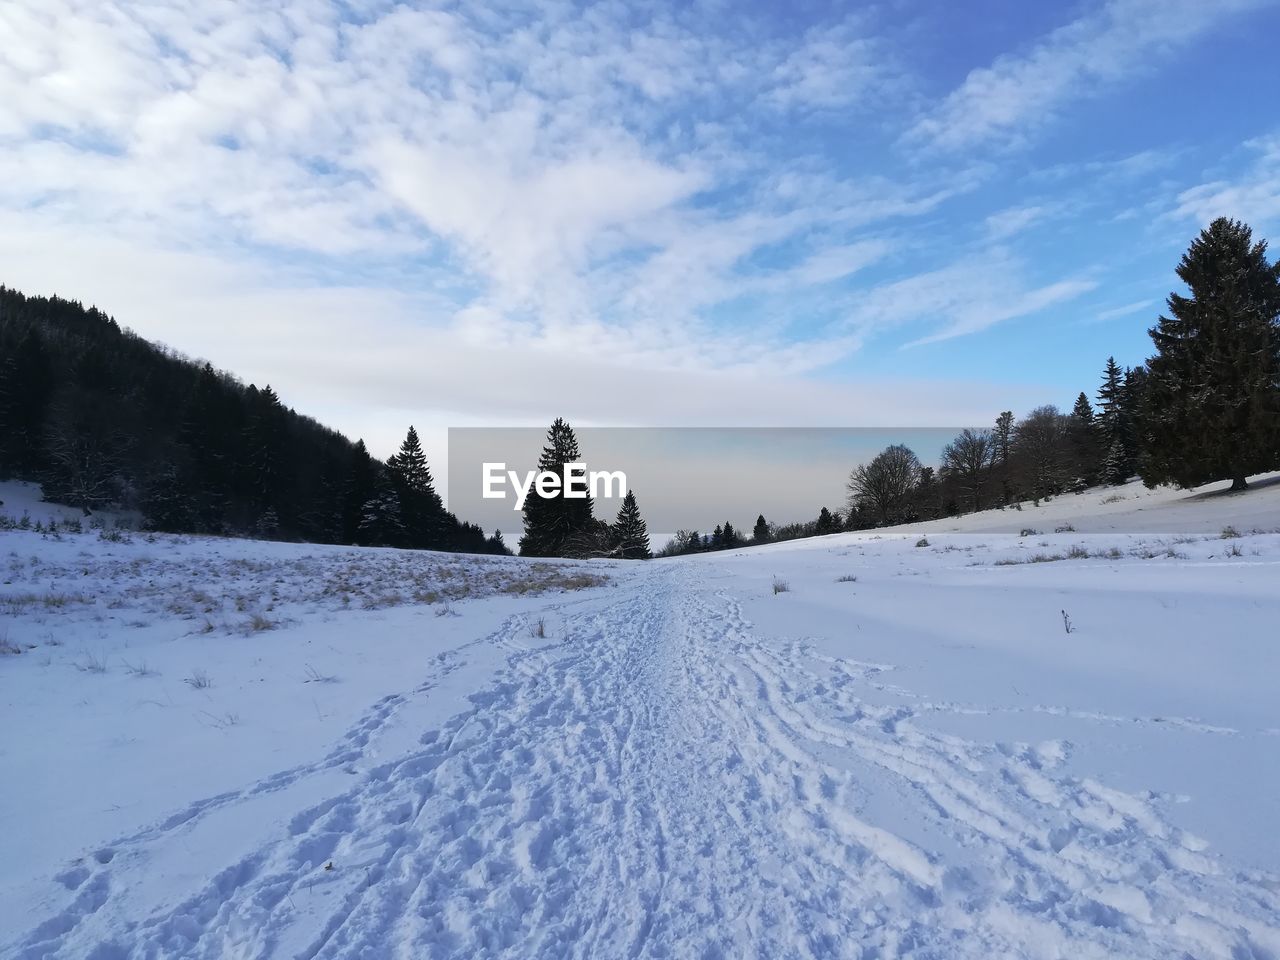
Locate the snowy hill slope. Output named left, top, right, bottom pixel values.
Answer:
left=2, top=480, right=1278, bottom=958
left=877, top=470, right=1280, bottom=535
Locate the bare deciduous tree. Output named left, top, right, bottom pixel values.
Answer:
left=847, top=444, right=922, bottom=525
left=941, top=428, right=995, bottom=512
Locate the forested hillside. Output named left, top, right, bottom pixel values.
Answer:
left=0, top=286, right=508, bottom=554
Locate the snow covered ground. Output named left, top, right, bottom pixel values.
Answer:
left=2, top=477, right=1279, bottom=958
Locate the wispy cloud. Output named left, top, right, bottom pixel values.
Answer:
left=1173, top=134, right=1280, bottom=228
left=907, top=0, right=1270, bottom=152
left=0, top=0, right=936, bottom=376
left=836, top=252, right=1097, bottom=348
left=1087, top=299, right=1158, bottom=324
left=2, top=0, right=1275, bottom=444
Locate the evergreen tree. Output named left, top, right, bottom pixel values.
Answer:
left=1069, top=392, right=1101, bottom=487
left=141, top=463, right=195, bottom=533
left=340, top=440, right=378, bottom=544
left=991, top=411, right=1015, bottom=505
left=485, top=529, right=513, bottom=556
left=0, top=328, right=53, bottom=476
left=518, top=418, right=597, bottom=557
left=752, top=514, right=770, bottom=543
left=815, top=506, right=837, bottom=534
left=1121, top=365, right=1148, bottom=472
left=1096, top=358, right=1132, bottom=484
left=387, top=426, right=445, bottom=547
left=357, top=474, right=406, bottom=546
left=722, top=521, right=737, bottom=547
left=1141, top=218, right=1280, bottom=490
left=993, top=411, right=1014, bottom=464
left=611, top=490, right=651, bottom=559
left=241, top=383, right=287, bottom=525
left=912, top=465, right=940, bottom=520
left=179, top=362, right=237, bottom=532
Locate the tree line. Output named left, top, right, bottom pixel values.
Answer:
left=0, top=287, right=509, bottom=554
left=660, top=217, right=1280, bottom=554
left=4, top=217, right=1275, bottom=559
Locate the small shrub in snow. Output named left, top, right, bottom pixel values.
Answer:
left=185, top=668, right=213, bottom=689
left=1220, top=526, right=1240, bottom=539
left=1101, top=493, right=1126, bottom=504
left=1225, top=543, right=1243, bottom=557
left=76, top=650, right=109, bottom=673
left=772, top=578, right=790, bottom=595
left=0, top=631, right=22, bottom=655
left=302, top=664, right=338, bottom=684
left=1019, top=528, right=1040, bottom=537
left=1061, top=610, right=1074, bottom=634
left=1067, top=545, right=1090, bottom=559
left=1054, top=523, right=1075, bottom=533
left=531, top=616, right=546, bottom=638
left=915, top=537, right=930, bottom=548
left=835, top=574, right=858, bottom=583
left=122, top=660, right=157, bottom=678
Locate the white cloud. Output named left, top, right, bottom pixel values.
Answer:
left=1088, top=299, right=1158, bottom=324
left=0, top=0, right=937, bottom=373
left=836, top=252, right=1096, bottom=347
left=983, top=204, right=1051, bottom=240
left=0, top=216, right=1048, bottom=469
left=0, top=0, right=1172, bottom=445
left=908, top=0, right=1270, bottom=152
left=1174, top=135, right=1280, bottom=228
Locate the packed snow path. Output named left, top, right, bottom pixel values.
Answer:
left=11, top=565, right=1280, bottom=960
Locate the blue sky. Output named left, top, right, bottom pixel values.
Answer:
left=2, top=0, right=1279, bottom=463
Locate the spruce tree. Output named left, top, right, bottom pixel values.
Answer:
left=340, top=440, right=377, bottom=543
left=1069, top=392, right=1101, bottom=487
left=387, top=426, right=446, bottom=547
left=0, top=328, right=53, bottom=476
left=1096, top=358, right=1131, bottom=484
left=1121, top=366, right=1148, bottom=471
left=357, top=473, right=406, bottom=546
left=815, top=506, right=836, bottom=534
left=141, top=463, right=195, bottom=533
left=752, top=514, right=770, bottom=543
left=611, top=490, right=652, bottom=559
left=518, top=418, right=597, bottom=557
left=991, top=411, right=1015, bottom=504
left=242, top=384, right=285, bottom=519
left=1141, top=218, right=1280, bottom=490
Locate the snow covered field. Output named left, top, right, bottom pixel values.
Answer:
left=3, top=478, right=1279, bottom=958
